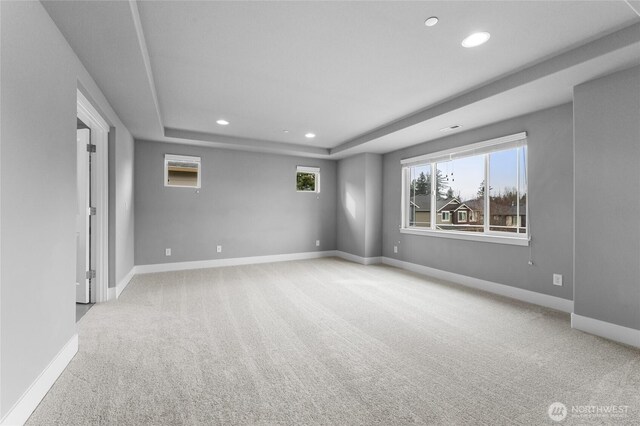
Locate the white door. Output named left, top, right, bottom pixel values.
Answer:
left=76, top=128, right=91, bottom=303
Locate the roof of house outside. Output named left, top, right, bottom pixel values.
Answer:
left=411, top=195, right=525, bottom=216
left=411, top=196, right=462, bottom=212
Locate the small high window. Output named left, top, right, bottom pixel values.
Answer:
left=165, top=154, right=201, bottom=188
left=296, top=166, right=320, bottom=192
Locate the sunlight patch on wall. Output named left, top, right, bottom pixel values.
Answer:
left=346, top=191, right=356, bottom=219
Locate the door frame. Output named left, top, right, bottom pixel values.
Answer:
left=77, top=89, right=109, bottom=303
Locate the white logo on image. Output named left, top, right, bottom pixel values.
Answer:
left=548, top=402, right=568, bottom=422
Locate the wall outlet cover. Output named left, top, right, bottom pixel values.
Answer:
left=553, top=274, right=563, bottom=286
left=217, top=245, right=222, bottom=253
left=165, top=248, right=171, bottom=256
left=316, top=240, right=320, bottom=247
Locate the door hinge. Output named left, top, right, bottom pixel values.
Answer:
left=88, top=207, right=96, bottom=216
left=86, top=144, right=96, bottom=153
left=86, top=270, right=96, bottom=280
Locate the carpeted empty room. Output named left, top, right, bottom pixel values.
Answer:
left=4, top=2, right=640, bottom=425
left=27, top=259, right=639, bottom=425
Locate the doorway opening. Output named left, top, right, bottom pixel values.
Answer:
left=76, top=89, right=109, bottom=321
left=76, top=119, right=94, bottom=317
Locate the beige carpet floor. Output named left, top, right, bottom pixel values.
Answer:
left=28, top=258, right=639, bottom=425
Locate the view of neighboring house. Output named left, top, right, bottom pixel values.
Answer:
left=410, top=195, right=477, bottom=228
left=410, top=195, right=525, bottom=232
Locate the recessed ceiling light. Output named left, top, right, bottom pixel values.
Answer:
left=424, top=17, right=439, bottom=27
left=461, top=32, right=490, bottom=48
left=440, top=124, right=462, bottom=132
left=216, top=119, right=229, bottom=126
left=283, top=130, right=289, bottom=133
left=305, top=133, right=316, bottom=139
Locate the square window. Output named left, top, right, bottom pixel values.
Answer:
left=458, top=211, right=468, bottom=222
left=442, top=211, right=451, bottom=222
left=296, top=166, right=320, bottom=192
left=165, top=154, right=201, bottom=188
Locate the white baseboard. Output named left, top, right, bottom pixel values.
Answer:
left=382, top=257, right=574, bottom=313
left=107, top=267, right=137, bottom=300
left=335, top=251, right=382, bottom=265
left=115, top=266, right=137, bottom=298
left=135, top=251, right=338, bottom=274
left=1, top=334, right=78, bottom=426
left=571, top=313, right=640, bottom=348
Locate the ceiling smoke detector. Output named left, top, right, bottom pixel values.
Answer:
left=440, top=124, right=463, bottom=132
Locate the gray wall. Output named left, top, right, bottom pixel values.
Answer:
left=336, top=153, right=383, bottom=258
left=0, top=1, right=135, bottom=416
left=382, top=103, right=574, bottom=300
left=337, top=155, right=367, bottom=257
left=364, top=154, right=383, bottom=258
left=574, top=66, right=640, bottom=331
left=135, top=141, right=336, bottom=265
left=112, top=127, right=136, bottom=287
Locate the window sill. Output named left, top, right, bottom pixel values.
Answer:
left=400, top=228, right=530, bottom=246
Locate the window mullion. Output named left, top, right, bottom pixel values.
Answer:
left=431, top=162, right=436, bottom=230
left=401, top=168, right=407, bottom=228
left=516, top=147, right=520, bottom=230
left=484, top=154, right=490, bottom=233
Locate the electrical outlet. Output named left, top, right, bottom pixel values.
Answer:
left=165, top=248, right=171, bottom=256
left=553, top=274, right=563, bottom=286
left=217, top=245, right=222, bottom=253
left=316, top=240, right=320, bottom=247
left=394, top=246, right=398, bottom=253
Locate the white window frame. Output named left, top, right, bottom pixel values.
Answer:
left=458, top=211, right=468, bottom=222
left=296, top=166, right=320, bottom=193
left=441, top=211, right=451, bottom=222
left=164, top=154, right=201, bottom=188
left=400, top=132, right=529, bottom=246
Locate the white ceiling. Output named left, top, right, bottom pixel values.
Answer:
left=43, top=1, right=640, bottom=158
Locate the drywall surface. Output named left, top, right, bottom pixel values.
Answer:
left=574, top=66, right=640, bottom=330
left=364, top=154, right=383, bottom=258
left=337, top=154, right=367, bottom=258
left=135, top=141, right=336, bottom=265
left=364, top=153, right=382, bottom=257
left=1, top=1, right=134, bottom=416
left=113, top=127, right=135, bottom=287
left=336, top=153, right=383, bottom=259
left=382, top=103, right=574, bottom=300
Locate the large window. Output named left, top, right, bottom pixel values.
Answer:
left=401, top=132, right=528, bottom=245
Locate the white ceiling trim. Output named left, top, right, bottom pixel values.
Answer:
left=330, top=22, right=640, bottom=156
left=164, top=128, right=330, bottom=157
left=626, top=1, right=640, bottom=17
left=129, top=0, right=163, bottom=132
